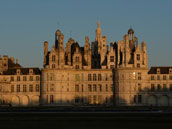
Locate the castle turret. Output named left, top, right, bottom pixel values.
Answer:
left=44, top=41, right=48, bottom=67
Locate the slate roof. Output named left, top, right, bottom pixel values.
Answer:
left=2, top=68, right=41, bottom=75
left=148, top=66, right=172, bottom=74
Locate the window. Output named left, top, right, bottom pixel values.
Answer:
left=88, top=84, right=92, bottom=92
left=163, top=75, right=166, bottom=80
left=105, top=73, right=108, bottom=81
left=23, top=76, right=27, bottom=81
left=157, top=75, right=160, bottom=80
left=30, top=76, right=33, bottom=81
left=98, top=74, right=102, bottom=81
left=36, top=84, right=39, bottom=92
left=88, top=74, right=91, bottom=81
left=137, top=54, right=140, bottom=61
left=169, top=75, right=172, bottom=80
left=17, top=85, right=20, bottom=92
left=17, top=76, right=20, bottom=81
left=151, top=84, right=155, bottom=91
left=99, top=84, right=102, bottom=92
left=75, top=74, right=80, bottom=81
left=133, top=95, right=137, bottom=103
left=93, top=74, right=97, bottom=81
left=75, top=56, right=80, bottom=63
left=29, top=85, right=33, bottom=92
left=23, top=85, right=27, bottom=92
left=163, top=84, right=167, bottom=91
left=52, top=64, right=56, bottom=69
left=75, top=65, right=79, bottom=69
left=52, top=55, right=56, bottom=61
left=170, top=84, right=172, bottom=91
left=81, top=84, right=84, bottom=92
left=36, top=76, right=39, bottom=81
left=151, top=76, right=154, bottom=80
left=11, top=85, right=14, bottom=92
left=10, top=76, right=14, bottom=81
left=138, top=72, right=141, bottom=80
left=75, top=97, right=79, bottom=104
left=138, top=95, right=142, bottom=104
left=50, top=84, right=54, bottom=92
left=106, top=84, right=108, bottom=92
left=93, top=84, right=96, bottom=92
left=110, top=65, right=114, bottom=69
left=157, top=84, right=161, bottom=91
left=137, top=63, right=140, bottom=68
left=50, top=95, right=54, bottom=104
left=138, top=83, right=142, bottom=91
left=75, top=84, right=79, bottom=92
left=110, top=56, right=114, bottom=62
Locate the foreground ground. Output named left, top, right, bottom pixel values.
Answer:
left=0, top=111, right=172, bottom=129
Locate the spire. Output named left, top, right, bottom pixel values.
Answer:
left=97, top=21, right=100, bottom=28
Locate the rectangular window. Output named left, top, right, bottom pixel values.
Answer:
left=157, top=75, right=160, bottom=80
left=93, top=74, right=97, bottom=81
left=75, top=74, right=80, bottom=81
left=163, top=84, right=167, bottom=91
left=10, top=76, right=14, bottom=81
left=30, top=76, right=33, bottom=81
left=17, top=85, right=20, bottom=92
left=36, top=84, right=39, bottom=92
left=98, top=74, right=102, bottom=81
left=17, top=76, right=20, bottom=81
left=110, top=56, right=114, bottom=62
left=50, top=95, right=54, bottom=104
left=29, top=85, right=33, bottom=92
left=81, top=84, right=84, bottom=92
left=106, top=84, right=108, bottom=92
left=157, top=84, right=161, bottom=91
left=163, top=75, right=166, bottom=80
left=170, top=84, right=172, bottom=91
left=88, top=74, right=91, bottom=81
left=50, top=84, right=54, bottom=92
left=75, top=84, right=79, bottom=92
left=151, top=75, right=154, bottom=80
left=23, top=76, right=27, bottom=81
left=93, top=84, right=96, bottom=92
left=99, top=84, right=102, bottom=92
left=36, top=76, right=40, bottom=81
left=23, top=85, right=27, bottom=92
left=105, top=73, right=108, bottom=81
left=169, top=75, right=172, bottom=80
left=110, top=65, right=114, bottom=69
left=137, top=54, right=140, bottom=61
left=88, top=84, right=92, bottom=92
left=134, top=95, right=137, bottom=103
left=151, top=84, right=155, bottom=91
left=138, top=95, right=142, bottom=103
left=138, top=83, right=142, bottom=91
left=137, top=64, right=140, bottom=68
left=11, top=85, right=14, bottom=92
left=138, top=72, right=141, bottom=80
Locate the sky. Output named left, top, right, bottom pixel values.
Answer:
left=0, top=0, right=172, bottom=68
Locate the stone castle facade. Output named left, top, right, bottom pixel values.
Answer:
left=0, top=21, right=172, bottom=106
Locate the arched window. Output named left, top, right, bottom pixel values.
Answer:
left=75, top=65, right=79, bottom=69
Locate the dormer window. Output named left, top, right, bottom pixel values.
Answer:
left=16, top=69, right=20, bottom=75
left=110, top=56, right=114, bottom=62
left=75, top=57, right=80, bottom=63
left=29, top=69, right=33, bottom=75
left=136, top=54, right=140, bottom=61
left=169, top=68, right=172, bottom=74
left=157, top=68, right=160, bottom=74
left=52, top=55, right=56, bottom=61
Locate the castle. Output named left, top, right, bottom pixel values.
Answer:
left=0, top=21, right=172, bottom=106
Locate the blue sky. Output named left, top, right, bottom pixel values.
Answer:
left=0, top=0, right=172, bottom=68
